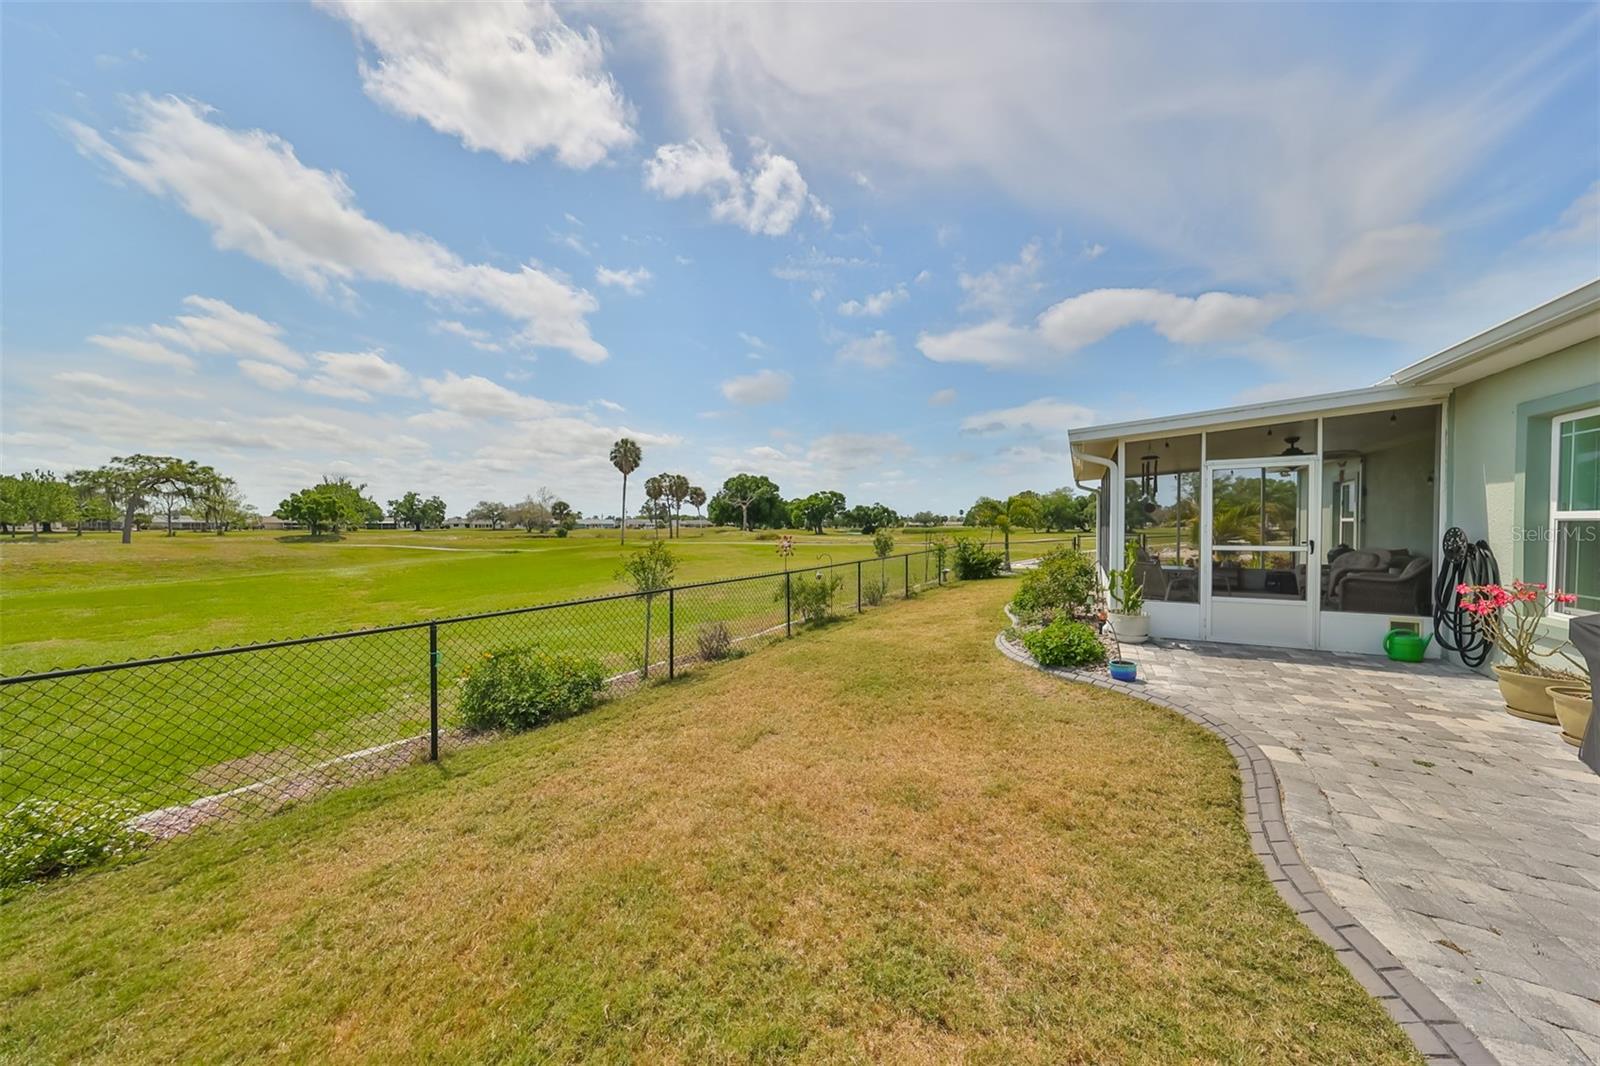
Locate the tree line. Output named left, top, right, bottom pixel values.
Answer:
left=0, top=456, right=253, bottom=541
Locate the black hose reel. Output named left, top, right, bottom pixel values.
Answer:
left=1432, top=527, right=1500, bottom=668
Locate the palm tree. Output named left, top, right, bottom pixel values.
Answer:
left=668, top=474, right=690, bottom=538
left=609, top=438, right=642, bottom=543
left=688, top=485, right=707, bottom=524
left=644, top=475, right=665, bottom=538
left=970, top=493, right=1042, bottom=570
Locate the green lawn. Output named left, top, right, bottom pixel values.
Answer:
left=0, top=579, right=1415, bottom=1064
left=0, top=527, right=1091, bottom=812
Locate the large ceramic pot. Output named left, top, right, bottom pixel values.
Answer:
left=1493, top=665, right=1562, bottom=724
left=1107, top=612, right=1150, bottom=645
left=1550, top=686, right=1593, bottom=748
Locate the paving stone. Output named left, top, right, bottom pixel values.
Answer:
left=1010, top=631, right=1600, bottom=1064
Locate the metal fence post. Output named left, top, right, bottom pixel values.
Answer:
left=904, top=554, right=910, bottom=598
left=857, top=559, right=863, bottom=613
left=785, top=571, right=793, bottom=637
left=668, top=587, right=676, bottom=679
left=428, top=622, right=439, bottom=762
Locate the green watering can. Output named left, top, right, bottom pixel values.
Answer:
left=1383, top=629, right=1433, bottom=663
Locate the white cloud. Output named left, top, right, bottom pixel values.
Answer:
left=837, top=284, right=908, bottom=317
left=595, top=398, right=625, bottom=413
left=317, top=0, right=634, bottom=168
left=150, top=295, right=306, bottom=368
left=51, top=371, right=153, bottom=396
left=307, top=349, right=414, bottom=401
left=959, top=241, right=1043, bottom=314
left=720, top=368, right=792, bottom=405
left=835, top=331, right=897, bottom=368
left=1081, top=242, right=1107, bottom=260
left=622, top=5, right=1587, bottom=292
left=238, top=360, right=299, bottom=390
left=806, top=432, right=912, bottom=471
left=420, top=371, right=569, bottom=420
left=1539, top=181, right=1600, bottom=246
left=643, top=138, right=826, bottom=237
left=87, top=333, right=196, bottom=371
left=1313, top=224, right=1442, bottom=304
left=434, top=319, right=503, bottom=352
left=916, top=319, right=1049, bottom=368
left=1036, top=288, right=1290, bottom=349
left=929, top=388, right=957, bottom=406
left=69, top=95, right=606, bottom=362
left=594, top=265, right=653, bottom=293
left=960, top=398, right=1096, bottom=436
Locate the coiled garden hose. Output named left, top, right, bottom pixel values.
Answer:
left=1432, top=527, right=1499, bottom=668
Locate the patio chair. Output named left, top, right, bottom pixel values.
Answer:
left=1325, top=549, right=1394, bottom=604
left=1338, top=556, right=1432, bottom=615
left=1135, top=559, right=1197, bottom=602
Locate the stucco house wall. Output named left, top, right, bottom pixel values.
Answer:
left=1446, top=335, right=1600, bottom=586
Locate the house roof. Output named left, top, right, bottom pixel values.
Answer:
left=1068, top=278, right=1600, bottom=483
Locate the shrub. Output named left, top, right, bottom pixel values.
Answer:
left=696, top=621, right=736, bottom=662
left=782, top=571, right=844, bottom=624
left=555, top=527, right=569, bottom=538
left=459, top=647, right=606, bottom=733
left=872, top=530, right=895, bottom=559
left=862, top=577, right=887, bottom=606
left=1021, top=618, right=1107, bottom=669
left=1, top=800, right=145, bottom=888
left=1012, top=547, right=1098, bottom=622
left=951, top=537, right=1004, bottom=580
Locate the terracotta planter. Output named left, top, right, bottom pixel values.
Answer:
left=1107, top=612, right=1150, bottom=645
left=1550, top=686, right=1593, bottom=748
left=1493, top=665, right=1562, bottom=724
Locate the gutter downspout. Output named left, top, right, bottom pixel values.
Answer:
left=1070, top=437, right=1119, bottom=580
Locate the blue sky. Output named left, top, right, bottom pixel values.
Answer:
left=2, top=2, right=1596, bottom=518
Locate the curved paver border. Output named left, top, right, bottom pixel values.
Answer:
left=995, top=631, right=1498, bottom=1065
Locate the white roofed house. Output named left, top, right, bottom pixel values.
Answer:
left=1067, top=281, right=1599, bottom=664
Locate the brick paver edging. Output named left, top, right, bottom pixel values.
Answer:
left=994, top=630, right=1499, bottom=1065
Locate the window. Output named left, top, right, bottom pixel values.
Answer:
left=1550, top=406, right=1600, bottom=616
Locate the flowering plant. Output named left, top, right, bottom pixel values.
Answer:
left=1457, top=581, right=1587, bottom=680
left=776, top=535, right=795, bottom=570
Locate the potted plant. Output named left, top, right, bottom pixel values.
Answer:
left=1106, top=544, right=1150, bottom=645
left=1550, top=684, right=1593, bottom=748
left=1458, top=582, right=1587, bottom=723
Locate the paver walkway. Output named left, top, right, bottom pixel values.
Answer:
left=1097, top=639, right=1600, bottom=1064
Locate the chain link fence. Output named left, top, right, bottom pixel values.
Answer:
left=2, top=548, right=961, bottom=839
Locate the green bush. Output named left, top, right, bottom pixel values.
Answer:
left=459, top=647, right=606, bottom=733
left=951, top=537, right=1004, bottom=579
left=1013, top=547, right=1098, bottom=622
left=862, top=577, right=887, bottom=607
left=1021, top=618, right=1107, bottom=669
left=1, top=800, right=145, bottom=888
left=782, top=571, right=844, bottom=624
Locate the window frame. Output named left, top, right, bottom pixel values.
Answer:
left=1547, top=403, right=1600, bottom=617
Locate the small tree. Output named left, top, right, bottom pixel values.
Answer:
left=466, top=500, right=508, bottom=529
left=970, top=493, right=1042, bottom=569
left=688, top=485, right=707, bottom=521
left=873, top=528, right=895, bottom=592
left=617, top=541, right=677, bottom=679
left=94, top=455, right=197, bottom=544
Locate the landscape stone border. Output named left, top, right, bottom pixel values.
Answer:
left=995, top=631, right=1499, bottom=1065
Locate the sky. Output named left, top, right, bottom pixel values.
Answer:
left=2, top=2, right=1597, bottom=519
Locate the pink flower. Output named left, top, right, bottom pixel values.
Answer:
left=1456, top=583, right=1472, bottom=595
left=1556, top=592, right=1578, bottom=605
